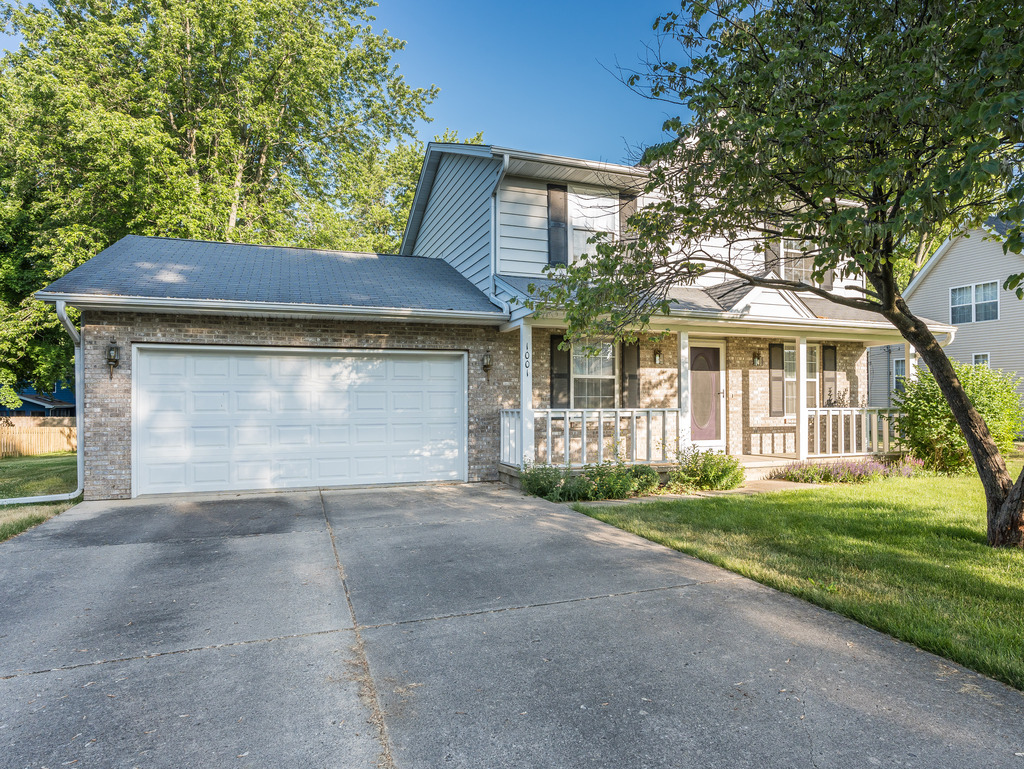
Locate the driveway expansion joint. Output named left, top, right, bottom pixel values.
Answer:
left=0, top=627, right=350, bottom=680
left=358, top=576, right=743, bottom=630
left=321, top=489, right=397, bottom=769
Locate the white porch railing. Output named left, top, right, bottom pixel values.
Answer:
left=500, top=408, right=685, bottom=468
left=807, top=407, right=901, bottom=457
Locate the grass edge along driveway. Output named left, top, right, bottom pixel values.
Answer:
left=0, top=452, right=79, bottom=542
left=575, top=467, right=1024, bottom=691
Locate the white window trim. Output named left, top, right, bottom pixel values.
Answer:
left=974, top=352, right=991, bottom=367
left=950, top=282, right=1000, bottom=324
left=781, top=239, right=814, bottom=284
left=893, top=358, right=906, bottom=393
left=570, top=340, right=619, bottom=410
left=783, top=342, right=820, bottom=415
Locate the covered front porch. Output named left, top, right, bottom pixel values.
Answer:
left=498, top=319, right=909, bottom=471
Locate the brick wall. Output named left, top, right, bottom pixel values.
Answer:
left=81, top=312, right=519, bottom=499
left=726, top=338, right=867, bottom=456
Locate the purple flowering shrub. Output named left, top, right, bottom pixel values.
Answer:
left=769, top=455, right=925, bottom=484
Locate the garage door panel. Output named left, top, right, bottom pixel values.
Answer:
left=135, top=348, right=465, bottom=495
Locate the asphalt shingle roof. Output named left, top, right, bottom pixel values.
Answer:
left=38, top=236, right=505, bottom=315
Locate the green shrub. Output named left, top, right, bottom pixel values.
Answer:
left=669, top=446, right=745, bottom=491
left=519, top=461, right=662, bottom=502
left=586, top=461, right=638, bottom=499
left=895, top=363, right=1024, bottom=473
left=629, top=464, right=661, bottom=496
left=519, top=464, right=565, bottom=498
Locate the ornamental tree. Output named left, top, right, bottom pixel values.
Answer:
left=538, top=0, right=1024, bottom=546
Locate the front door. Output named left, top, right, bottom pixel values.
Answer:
left=690, top=346, right=723, bottom=442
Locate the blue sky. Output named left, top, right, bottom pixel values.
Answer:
left=371, top=0, right=678, bottom=163
left=0, top=1, right=680, bottom=164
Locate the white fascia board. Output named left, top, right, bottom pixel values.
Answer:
left=903, top=233, right=960, bottom=300
left=490, top=146, right=647, bottom=180
left=36, top=293, right=509, bottom=326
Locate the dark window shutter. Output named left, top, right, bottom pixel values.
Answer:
left=765, top=239, right=781, bottom=275
left=550, top=335, right=570, bottom=408
left=619, top=193, right=637, bottom=239
left=823, top=345, right=837, bottom=404
left=547, top=184, right=568, bottom=266
left=769, top=343, right=785, bottom=417
left=821, top=269, right=834, bottom=291
left=621, top=342, right=640, bottom=408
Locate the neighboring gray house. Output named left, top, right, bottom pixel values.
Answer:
left=868, top=218, right=1024, bottom=406
left=36, top=142, right=954, bottom=500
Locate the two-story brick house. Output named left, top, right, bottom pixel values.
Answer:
left=36, top=142, right=954, bottom=499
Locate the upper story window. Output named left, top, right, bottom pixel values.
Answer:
left=568, top=186, right=619, bottom=262
left=950, top=281, right=999, bottom=324
left=782, top=239, right=814, bottom=283
left=974, top=353, right=990, bottom=367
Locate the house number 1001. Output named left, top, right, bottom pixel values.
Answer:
left=523, top=344, right=531, bottom=372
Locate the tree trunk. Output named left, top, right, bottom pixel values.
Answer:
left=882, top=297, right=1024, bottom=546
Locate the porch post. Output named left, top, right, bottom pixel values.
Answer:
left=904, top=342, right=917, bottom=384
left=519, top=322, right=535, bottom=468
left=797, top=336, right=809, bottom=460
left=678, top=330, right=691, bottom=449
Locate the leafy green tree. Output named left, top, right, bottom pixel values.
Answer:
left=539, top=0, right=1024, bottom=545
left=0, top=0, right=439, bottom=406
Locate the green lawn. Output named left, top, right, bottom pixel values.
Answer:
left=0, top=452, right=80, bottom=542
left=575, top=463, right=1024, bottom=690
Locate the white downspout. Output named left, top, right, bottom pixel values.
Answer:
left=1, top=300, right=84, bottom=505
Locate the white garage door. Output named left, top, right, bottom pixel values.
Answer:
left=133, top=346, right=466, bottom=495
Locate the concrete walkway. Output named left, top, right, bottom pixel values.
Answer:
left=1, top=483, right=1022, bottom=768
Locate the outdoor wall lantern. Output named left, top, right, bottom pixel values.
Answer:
left=752, top=351, right=764, bottom=367
left=106, top=341, right=120, bottom=379
left=653, top=349, right=663, bottom=365
left=481, top=351, right=493, bottom=373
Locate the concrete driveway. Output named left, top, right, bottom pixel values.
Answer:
left=1, top=484, right=1022, bottom=768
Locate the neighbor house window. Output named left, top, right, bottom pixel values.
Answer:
left=572, top=340, right=616, bottom=409
left=974, top=353, right=990, bottom=367
left=893, top=358, right=906, bottom=393
left=569, top=186, right=619, bottom=262
left=950, top=282, right=999, bottom=324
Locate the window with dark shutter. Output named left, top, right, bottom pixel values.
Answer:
left=547, top=184, right=568, bottom=267
left=822, top=346, right=838, bottom=404
left=620, top=342, right=640, bottom=408
left=769, top=343, right=785, bottom=417
left=618, top=193, right=637, bottom=240
left=550, top=336, right=570, bottom=408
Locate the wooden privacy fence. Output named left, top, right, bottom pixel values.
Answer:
left=0, top=417, right=77, bottom=458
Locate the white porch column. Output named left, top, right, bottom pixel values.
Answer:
left=904, top=342, right=917, bottom=383
left=519, top=323, right=535, bottom=468
left=678, top=330, right=691, bottom=449
left=797, top=336, right=809, bottom=460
